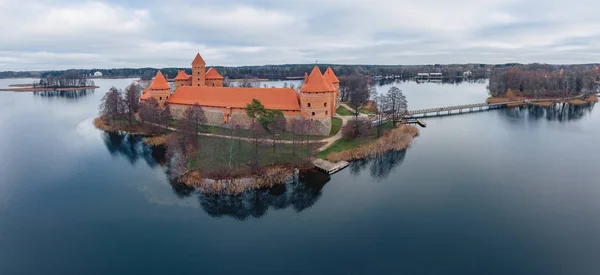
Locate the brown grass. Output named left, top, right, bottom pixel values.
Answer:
left=181, top=167, right=296, bottom=195
left=93, top=117, right=117, bottom=132
left=585, top=95, right=598, bottom=103
left=567, top=99, right=588, bottom=105
left=533, top=101, right=554, bottom=107
left=143, top=134, right=171, bottom=146
left=326, top=125, right=419, bottom=162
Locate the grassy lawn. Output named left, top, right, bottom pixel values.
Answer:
left=329, top=117, right=342, bottom=136
left=336, top=106, right=354, bottom=116
left=206, top=125, right=325, bottom=140
left=189, top=136, right=323, bottom=173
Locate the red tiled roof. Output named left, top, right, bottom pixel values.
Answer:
left=174, top=70, right=190, bottom=80
left=140, top=89, right=151, bottom=100
left=149, top=71, right=171, bottom=90
left=192, top=53, right=206, bottom=65
left=205, top=67, right=224, bottom=79
left=300, top=66, right=335, bottom=93
left=324, top=67, right=340, bottom=83
left=168, top=87, right=301, bottom=110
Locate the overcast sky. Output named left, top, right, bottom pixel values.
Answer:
left=0, top=0, right=599, bottom=70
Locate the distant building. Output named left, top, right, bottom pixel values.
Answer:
left=140, top=53, right=340, bottom=135
left=463, top=71, right=472, bottom=78
left=93, top=71, right=103, bottom=77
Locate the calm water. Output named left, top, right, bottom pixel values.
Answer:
left=1, top=78, right=600, bottom=275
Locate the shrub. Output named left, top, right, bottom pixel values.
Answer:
left=342, top=119, right=372, bottom=140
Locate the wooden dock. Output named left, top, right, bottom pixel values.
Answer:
left=313, top=159, right=350, bottom=175
left=404, top=119, right=427, bottom=128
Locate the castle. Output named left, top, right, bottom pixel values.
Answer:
left=140, top=53, right=340, bottom=135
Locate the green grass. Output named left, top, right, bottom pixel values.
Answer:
left=329, top=117, right=342, bottom=136
left=336, top=106, right=354, bottom=116
left=317, top=137, right=372, bottom=159
left=188, top=136, right=323, bottom=173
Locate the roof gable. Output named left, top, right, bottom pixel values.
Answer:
left=205, top=68, right=224, bottom=79
left=174, top=70, right=190, bottom=80
left=192, top=53, right=206, bottom=65
left=324, top=67, right=340, bottom=83
left=149, top=71, right=171, bottom=90
left=301, top=66, right=334, bottom=93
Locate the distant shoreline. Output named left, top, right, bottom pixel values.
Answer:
left=0, top=86, right=100, bottom=92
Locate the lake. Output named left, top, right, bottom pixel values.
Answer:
left=1, top=78, right=600, bottom=275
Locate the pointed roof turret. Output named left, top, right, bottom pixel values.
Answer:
left=192, top=53, right=206, bottom=65
left=149, top=71, right=171, bottom=90
left=324, top=67, right=340, bottom=84
left=140, top=88, right=151, bottom=100
left=205, top=68, right=224, bottom=79
left=174, top=70, right=190, bottom=80
left=300, top=66, right=335, bottom=93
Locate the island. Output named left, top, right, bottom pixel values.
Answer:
left=94, top=52, right=419, bottom=194
left=0, top=73, right=99, bottom=92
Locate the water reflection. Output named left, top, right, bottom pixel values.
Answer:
left=501, top=103, right=596, bottom=122
left=196, top=170, right=329, bottom=220
left=101, top=130, right=331, bottom=219
left=348, top=150, right=407, bottom=181
left=33, top=89, right=95, bottom=101
left=375, top=77, right=487, bottom=87
left=101, top=132, right=166, bottom=168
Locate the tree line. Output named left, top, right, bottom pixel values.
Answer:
left=488, top=64, right=600, bottom=98
left=34, top=71, right=95, bottom=88
left=2, top=63, right=499, bottom=80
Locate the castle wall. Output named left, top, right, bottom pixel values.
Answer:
left=206, top=78, right=224, bottom=87
left=300, top=91, right=335, bottom=119
left=169, top=104, right=323, bottom=133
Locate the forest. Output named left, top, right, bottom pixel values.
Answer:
left=488, top=64, right=600, bottom=98
left=1, top=63, right=495, bottom=80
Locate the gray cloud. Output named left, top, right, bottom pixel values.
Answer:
left=0, top=0, right=599, bottom=70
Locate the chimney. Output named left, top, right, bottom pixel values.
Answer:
left=304, top=72, right=308, bottom=83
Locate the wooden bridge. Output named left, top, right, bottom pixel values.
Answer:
left=405, top=94, right=591, bottom=118
left=406, top=101, right=520, bottom=118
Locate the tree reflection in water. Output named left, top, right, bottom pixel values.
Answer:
left=33, top=89, right=95, bottom=102
left=101, top=131, right=166, bottom=168
left=349, top=150, right=407, bottom=181
left=501, top=103, right=595, bottom=122
left=100, top=130, right=332, bottom=220
left=196, top=170, right=329, bottom=220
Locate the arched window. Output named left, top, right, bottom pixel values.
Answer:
left=325, top=111, right=328, bottom=115
left=308, top=103, right=311, bottom=107
left=159, top=97, right=162, bottom=100
left=312, top=112, right=315, bottom=116
left=324, top=102, right=327, bottom=107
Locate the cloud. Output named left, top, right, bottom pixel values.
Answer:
left=0, top=0, right=599, bottom=70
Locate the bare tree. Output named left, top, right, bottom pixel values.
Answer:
left=99, top=87, right=124, bottom=125
left=385, top=86, right=407, bottom=127
left=139, top=98, right=161, bottom=134
left=124, top=83, right=141, bottom=126
left=159, top=102, right=173, bottom=133
left=341, top=74, right=370, bottom=135
left=177, top=103, right=207, bottom=151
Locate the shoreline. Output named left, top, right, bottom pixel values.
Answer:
left=0, top=86, right=100, bottom=92
left=486, top=94, right=598, bottom=107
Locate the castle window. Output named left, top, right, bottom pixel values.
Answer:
left=198, top=78, right=200, bottom=81
left=212, top=83, right=215, bottom=87
left=159, top=97, right=162, bottom=100
left=312, top=112, right=315, bottom=116
left=308, top=103, right=311, bottom=107
left=326, top=111, right=328, bottom=115
left=324, top=102, right=327, bottom=107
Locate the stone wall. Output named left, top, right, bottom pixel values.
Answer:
left=170, top=104, right=329, bottom=134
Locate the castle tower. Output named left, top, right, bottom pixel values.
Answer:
left=148, top=71, right=171, bottom=105
left=205, top=68, right=224, bottom=87
left=300, top=66, right=336, bottom=120
left=174, top=70, right=192, bottom=88
left=323, top=67, right=340, bottom=116
left=192, top=53, right=206, bottom=87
